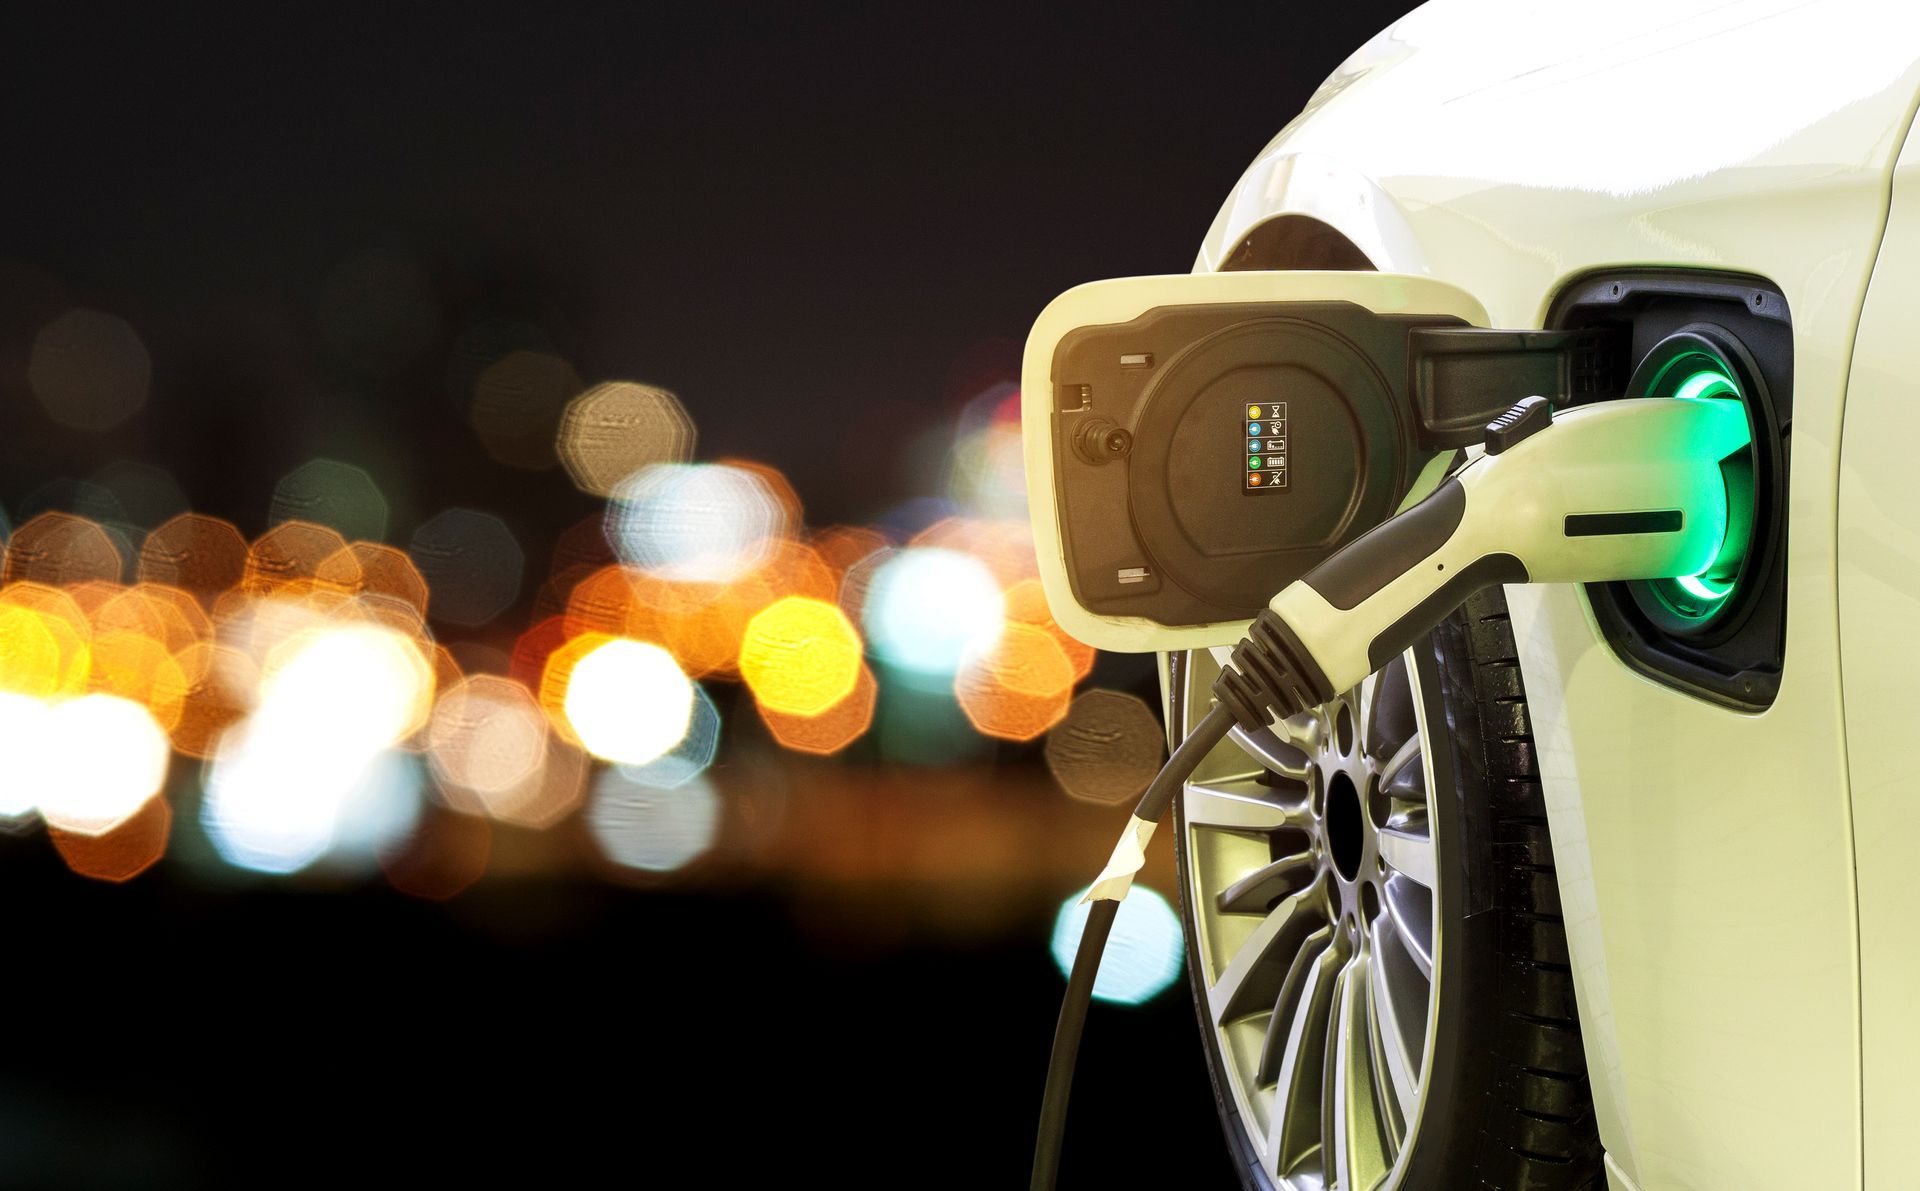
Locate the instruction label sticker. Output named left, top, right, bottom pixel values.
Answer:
left=1243, top=401, right=1288, bottom=492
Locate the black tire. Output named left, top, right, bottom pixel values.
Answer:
left=1174, top=588, right=1605, bottom=1189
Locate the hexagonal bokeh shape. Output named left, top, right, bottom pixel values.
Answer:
left=954, top=622, right=1074, bottom=742
left=1044, top=689, right=1167, bottom=805
left=269, top=458, right=389, bottom=543
left=3, top=511, right=124, bottom=586
left=557, top=381, right=695, bottom=497
left=469, top=349, right=581, bottom=471
left=244, top=521, right=350, bottom=592
left=139, top=513, right=249, bottom=607
left=757, top=663, right=877, bottom=756
left=408, top=508, right=524, bottom=627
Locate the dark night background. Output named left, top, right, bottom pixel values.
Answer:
left=0, top=3, right=1414, bottom=1185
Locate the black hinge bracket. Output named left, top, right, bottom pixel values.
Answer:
left=1408, top=325, right=1627, bottom=449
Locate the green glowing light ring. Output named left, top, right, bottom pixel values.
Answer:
left=1644, top=358, right=1750, bottom=623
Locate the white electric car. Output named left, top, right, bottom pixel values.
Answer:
left=1025, top=3, right=1920, bottom=1188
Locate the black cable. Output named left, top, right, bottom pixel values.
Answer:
left=1029, top=703, right=1235, bottom=1191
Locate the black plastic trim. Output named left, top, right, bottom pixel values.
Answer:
left=1564, top=510, right=1683, bottom=537
left=1546, top=269, right=1789, bottom=711
left=1409, top=326, right=1626, bottom=447
left=1364, top=553, right=1528, bottom=671
left=1303, top=479, right=1465, bottom=610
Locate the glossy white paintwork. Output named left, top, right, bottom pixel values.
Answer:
left=1837, top=117, right=1920, bottom=1191
left=1180, top=2, right=1920, bottom=1187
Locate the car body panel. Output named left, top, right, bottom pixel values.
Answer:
left=1837, top=118, right=1920, bottom=1191
left=1188, top=2, right=1920, bottom=1185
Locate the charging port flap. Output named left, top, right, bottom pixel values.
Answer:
left=1023, top=271, right=1503, bottom=653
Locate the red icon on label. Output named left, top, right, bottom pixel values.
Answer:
left=1247, top=472, right=1263, bottom=487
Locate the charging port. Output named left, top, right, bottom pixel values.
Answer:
left=1549, top=273, right=1790, bottom=710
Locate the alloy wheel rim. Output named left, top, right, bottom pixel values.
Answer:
left=1181, top=651, right=1441, bottom=1190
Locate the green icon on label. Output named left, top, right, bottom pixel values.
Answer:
left=1248, top=456, right=1261, bottom=469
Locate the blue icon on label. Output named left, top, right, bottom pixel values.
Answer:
left=1247, top=421, right=1261, bottom=435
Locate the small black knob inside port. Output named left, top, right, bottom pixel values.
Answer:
left=1075, top=418, right=1132, bottom=465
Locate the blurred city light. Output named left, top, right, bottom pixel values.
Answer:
left=269, top=458, right=390, bottom=543
left=48, top=795, right=170, bottom=883
left=259, top=624, right=434, bottom=754
left=953, top=622, right=1074, bottom=742
left=862, top=547, right=1003, bottom=676
left=1050, top=885, right=1184, bottom=1005
left=0, top=691, right=49, bottom=819
left=409, top=508, right=524, bottom=627
left=757, top=663, right=876, bottom=756
left=740, top=596, right=862, bottom=717
left=244, top=520, right=350, bottom=592
left=5, top=511, right=124, bottom=586
left=138, top=513, right=249, bottom=607
left=620, top=682, right=720, bottom=789
left=316, top=542, right=430, bottom=614
left=607, top=462, right=788, bottom=583
left=1003, top=578, right=1094, bottom=683
left=37, top=693, right=170, bottom=836
left=427, top=674, right=548, bottom=817
left=1044, top=690, right=1166, bottom=806
left=945, top=384, right=1027, bottom=519
left=561, top=637, right=694, bottom=766
left=28, top=308, right=150, bottom=432
left=587, top=771, right=720, bottom=872
left=90, top=460, right=189, bottom=532
left=556, top=381, right=696, bottom=497
left=469, top=350, right=582, bottom=471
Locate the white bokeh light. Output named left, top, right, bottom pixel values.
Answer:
left=563, top=638, right=694, bottom=766
left=37, top=694, right=170, bottom=836
left=606, top=462, right=787, bottom=583
left=863, top=547, right=1004, bottom=675
left=587, top=771, right=720, bottom=872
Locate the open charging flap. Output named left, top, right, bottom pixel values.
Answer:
left=1022, top=271, right=1624, bottom=652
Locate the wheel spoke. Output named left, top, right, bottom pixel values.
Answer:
left=1262, top=937, right=1344, bottom=1181
left=1382, top=874, right=1434, bottom=979
left=1210, top=878, right=1327, bottom=1024
left=1228, top=723, right=1313, bottom=781
left=1364, top=656, right=1414, bottom=764
left=1367, top=924, right=1422, bottom=1141
left=1185, top=778, right=1308, bottom=833
left=1257, top=925, right=1333, bottom=1085
left=1378, top=824, right=1437, bottom=889
left=1376, top=734, right=1421, bottom=792
left=1326, top=957, right=1391, bottom=1191
left=1217, top=853, right=1319, bottom=916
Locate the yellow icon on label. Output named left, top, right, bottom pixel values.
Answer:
left=1247, top=405, right=1262, bottom=419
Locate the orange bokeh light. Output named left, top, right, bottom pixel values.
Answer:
left=88, top=629, right=190, bottom=731
left=0, top=586, right=90, bottom=700
left=48, top=795, right=171, bottom=883
left=316, top=541, right=430, bottom=614
left=168, top=641, right=253, bottom=758
left=909, top=516, right=1039, bottom=590
left=1002, top=578, right=1094, bottom=683
left=95, top=582, right=213, bottom=657
left=740, top=596, right=863, bottom=717
left=139, top=513, right=248, bottom=608
left=244, top=521, right=350, bottom=593
left=535, top=630, right=615, bottom=743
left=3, top=511, right=123, bottom=587
left=758, top=663, right=877, bottom=755
left=953, top=622, right=1075, bottom=741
